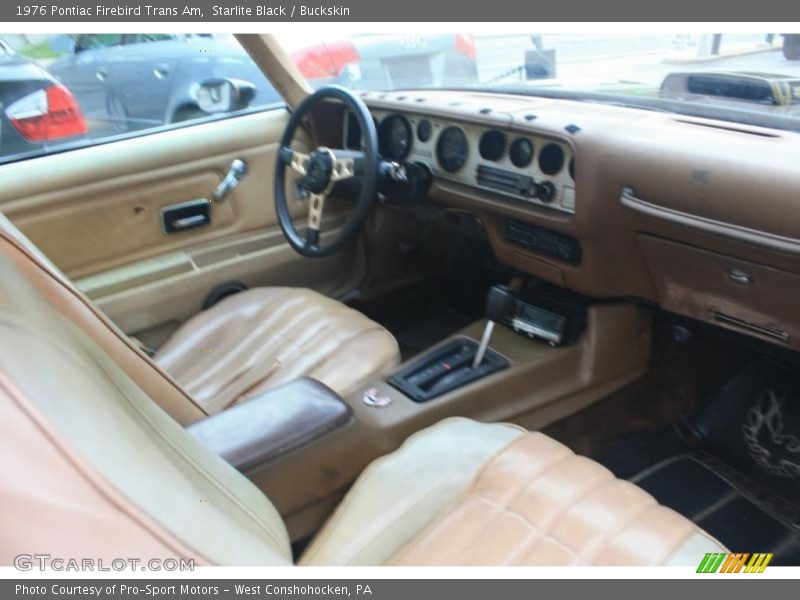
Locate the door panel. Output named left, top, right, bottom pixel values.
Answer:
left=12, top=171, right=236, bottom=276
left=0, top=108, right=294, bottom=276
left=0, top=108, right=364, bottom=342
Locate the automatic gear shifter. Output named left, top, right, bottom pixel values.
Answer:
left=472, top=285, right=518, bottom=369
left=386, top=285, right=513, bottom=402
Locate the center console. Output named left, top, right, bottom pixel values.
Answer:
left=346, top=293, right=651, bottom=453
left=189, top=286, right=652, bottom=545
left=387, top=284, right=584, bottom=402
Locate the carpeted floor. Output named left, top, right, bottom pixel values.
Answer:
left=597, top=359, right=800, bottom=565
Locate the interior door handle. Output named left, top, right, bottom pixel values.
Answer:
left=172, top=215, right=207, bottom=229
left=96, top=67, right=109, bottom=81
left=161, top=199, right=211, bottom=234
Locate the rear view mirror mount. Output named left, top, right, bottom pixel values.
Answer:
left=196, top=78, right=257, bottom=114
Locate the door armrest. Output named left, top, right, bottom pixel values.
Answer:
left=187, top=378, right=352, bottom=471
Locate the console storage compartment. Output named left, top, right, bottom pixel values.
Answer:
left=187, top=377, right=351, bottom=471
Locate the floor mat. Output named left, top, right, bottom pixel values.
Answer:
left=542, top=316, right=752, bottom=457
left=688, top=359, right=800, bottom=495
left=598, top=359, right=800, bottom=565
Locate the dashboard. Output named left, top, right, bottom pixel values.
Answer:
left=330, top=90, right=800, bottom=353
left=343, top=109, right=577, bottom=215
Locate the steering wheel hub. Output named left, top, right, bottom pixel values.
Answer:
left=304, top=148, right=335, bottom=194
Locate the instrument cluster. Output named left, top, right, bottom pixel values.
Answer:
left=343, top=109, right=577, bottom=214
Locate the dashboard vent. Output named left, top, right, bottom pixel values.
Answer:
left=674, top=119, right=780, bottom=137
left=476, top=165, right=531, bottom=196
left=713, top=312, right=789, bottom=343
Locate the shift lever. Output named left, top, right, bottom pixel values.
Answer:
left=472, top=285, right=518, bottom=369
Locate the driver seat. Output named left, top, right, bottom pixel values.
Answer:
left=154, top=287, right=400, bottom=414
left=0, top=212, right=399, bottom=421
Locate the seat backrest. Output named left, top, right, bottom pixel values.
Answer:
left=0, top=212, right=206, bottom=424
left=0, top=215, right=292, bottom=566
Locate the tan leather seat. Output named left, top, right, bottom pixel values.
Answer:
left=0, top=212, right=399, bottom=418
left=301, top=420, right=725, bottom=566
left=155, top=287, right=399, bottom=414
left=0, top=213, right=726, bottom=566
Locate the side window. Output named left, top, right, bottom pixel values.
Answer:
left=0, top=33, right=283, bottom=165
left=125, top=34, right=178, bottom=45
left=75, top=34, right=124, bottom=51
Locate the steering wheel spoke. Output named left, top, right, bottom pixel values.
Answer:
left=330, top=151, right=363, bottom=182
left=307, top=192, right=327, bottom=233
left=280, top=146, right=310, bottom=176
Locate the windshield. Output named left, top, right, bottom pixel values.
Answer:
left=279, top=33, right=800, bottom=130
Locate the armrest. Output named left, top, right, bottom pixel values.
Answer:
left=186, top=377, right=352, bottom=471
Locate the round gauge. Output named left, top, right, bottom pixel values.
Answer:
left=538, top=143, right=565, bottom=175
left=417, top=119, right=433, bottom=142
left=509, top=138, right=534, bottom=168
left=478, top=130, right=506, bottom=161
left=378, top=114, right=412, bottom=160
left=436, top=126, right=469, bottom=173
left=346, top=114, right=380, bottom=150
left=569, top=157, right=575, bottom=180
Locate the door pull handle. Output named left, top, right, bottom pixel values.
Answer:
left=213, top=159, right=248, bottom=203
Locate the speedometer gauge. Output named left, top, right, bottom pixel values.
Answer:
left=378, top=114, right=412, bottom=160
left=436, top=126, right=468, bottom=173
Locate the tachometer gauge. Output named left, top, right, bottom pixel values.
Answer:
left=436, top=126, right=469, bottom=173
left=378, top=114, right=412, bottom=160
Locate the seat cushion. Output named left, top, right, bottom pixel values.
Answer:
left=302, top=418, right=727, bottom=566
left=156, top=287, right=400, bottom=414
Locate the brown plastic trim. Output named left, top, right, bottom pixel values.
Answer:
left=621, top=186, right=800, bottom=255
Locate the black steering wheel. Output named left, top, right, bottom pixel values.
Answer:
left=274, top=85, right=379, bottom=258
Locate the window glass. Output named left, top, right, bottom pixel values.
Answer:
left=278, top=33, right=800, bottom=130
left=126, top=34, right=177, bottom=44
left=76, top=34, right=123, bottom=50
left=0, top=33, right=282, bottom=164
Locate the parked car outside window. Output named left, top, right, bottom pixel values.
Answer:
left=0, top=37, right=87, bottom=158
left=3, top=32, right=798, bottom=164
left=0, top=33, right=282, bottom=163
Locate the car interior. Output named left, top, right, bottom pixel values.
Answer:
left=2, top=33, right=799, bottom=567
